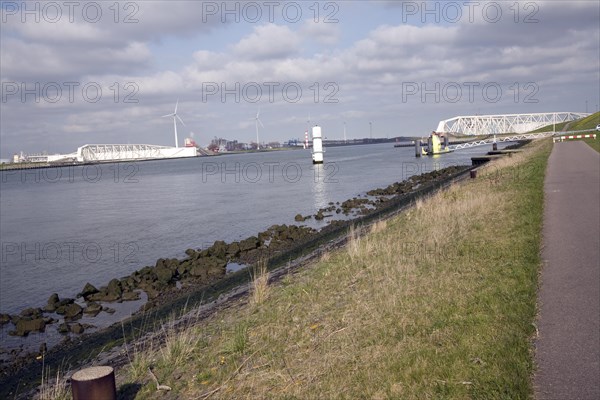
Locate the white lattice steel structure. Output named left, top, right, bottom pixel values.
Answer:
left=22, top=144, right=198, bottom=163
left=76, top=144, right=197, bottom=162
left=449, top=132, right=553, bottom=151
left=435, top=112, right=590, bottom=135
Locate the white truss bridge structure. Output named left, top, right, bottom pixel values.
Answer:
left=25, top=144, right=198, bottom=163
left=449, top=132, right=552, bottom=151
left=436, top=112, right=590, bottom=136
left=77, top=144, right=197, bottom=162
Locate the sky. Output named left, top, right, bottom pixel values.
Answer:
left=0, top=0, right=599, bottom=158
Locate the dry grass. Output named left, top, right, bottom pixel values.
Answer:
left=250, top=261, right=270, bottom=307
left=119, top=139, right=551, bottom=399
left=370, top=219, right=388, bottom=234
left=37, top=365, right=71, bottom=400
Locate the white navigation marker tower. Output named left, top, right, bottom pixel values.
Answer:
left=312, top=125, right=324, bottom=164
left=254, top=109, right=264, bottom=149
left=162, top=100, right=185, bottom=148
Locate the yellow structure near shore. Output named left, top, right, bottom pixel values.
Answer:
left=417, top=132, right=452, bottom=156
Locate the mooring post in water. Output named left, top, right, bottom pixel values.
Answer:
left=71, top=366, right=116, bottom=400
left=415, top=140, right=421, bottom=157
left=492, top=143, right=498, bottom=151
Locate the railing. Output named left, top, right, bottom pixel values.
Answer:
left=449, top=132, right=552, bottom=151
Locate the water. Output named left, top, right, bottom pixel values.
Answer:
left=0, top=143, right=503, bottom=316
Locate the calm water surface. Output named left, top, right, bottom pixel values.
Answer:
left=0, top=143, right=505, bottom=315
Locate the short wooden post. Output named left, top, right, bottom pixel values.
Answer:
left=470, top=169, right=478, bottom=179
left=71, top=366, right=117, bottom=400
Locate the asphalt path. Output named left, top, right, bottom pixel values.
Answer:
left=535, top=141, right=600, bottom=399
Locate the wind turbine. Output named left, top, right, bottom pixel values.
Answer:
left=162, top=100, right=185, bottom=148
left=253, top=109, right=264, bottom=150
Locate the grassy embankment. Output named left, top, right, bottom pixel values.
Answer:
left=95, top=138, right=552, bottom=400
left=532, top=111, right=599, bottom=152
left=571, top=111, right=600, bottom=152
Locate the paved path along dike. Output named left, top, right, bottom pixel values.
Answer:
left=535, top=141, right=600, bottom=399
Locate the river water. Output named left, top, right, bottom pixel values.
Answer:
left=1, top=143, right=503, bottom=317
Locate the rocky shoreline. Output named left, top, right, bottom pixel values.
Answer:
left=0, top=164, right=469, bottom=387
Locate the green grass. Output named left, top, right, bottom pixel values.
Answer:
left=530, top=120, right=571, bottom=133
left=582, top=137, right=600, bottom=152
left=568, top=112, right=600, bottom=131
left=118, top=139, right=552, bottom=399
left=532, top=111, right=600, bottom=133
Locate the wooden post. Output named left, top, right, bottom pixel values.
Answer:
left=71, top=366, right=116, bottom=400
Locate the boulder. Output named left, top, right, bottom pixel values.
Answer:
left=11, top=318, right=46, bottom=336
left=0, top=313, right=10, bottom=325
left=155, top=266, right=173, bottom=285
left=107, top=278, right=122, bottom=298
left=177, top=261, right=190, bottom=277
left=138, top=267, right=157, bottom=286
left=20, top=308, right=42, bottom=318
left=240, top=236, right=260, bottom=252
left=210, top=240, right=228, bottom=259
left=122, top=291, right=141, bottom=301
left=63, top=303, right=83, bottom=320
left=54, top=298, right=75, bottom=314
left=199, top=249, right=210, bottom=258
left=166, top=258, right=180, bottom=271
left=226, top=242, right=241, bottom=258
left=70, top=323, right=84, bottom=334
left=294, top=214, right=305, bottom=222
left=189, top=264, right=208, bottom=279
left=125, top=276, right=137, bottom=289
left=47, top=293, right=60, bottom=305
left=80, top=283, right=99, bottom=299
left=58, top=323, right=69, bottom=333
left=83, top=302, right=102, bottom=316
left=206, top=257, right=227, bottom=277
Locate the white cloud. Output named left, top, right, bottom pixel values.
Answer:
left=300, top=19, right=341, bottom=45
left=233, top=24, right=301, bottom=60
left=1, top=1, right=599, bottom=156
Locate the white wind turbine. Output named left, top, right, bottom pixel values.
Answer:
left=253, top=109, right=264, bottom=150
left=162, top=100, right=185, bottom=148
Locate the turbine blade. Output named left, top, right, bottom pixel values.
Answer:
left=258, top=118, right=264, bottom=128
left=174, top=99, right=179, bottom=113
left=161, top=113, right=174, bottom=118
left=177, top=114, right=186, bottom=126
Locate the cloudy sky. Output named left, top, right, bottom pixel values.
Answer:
left=0, top=0, right=598, bottom=158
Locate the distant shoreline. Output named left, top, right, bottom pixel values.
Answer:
left=0, top=139, right=410, bottom=171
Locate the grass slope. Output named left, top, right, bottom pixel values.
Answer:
left=111, top=140, right=552, bottom=399
left=532, top=112, right=599, bottom=152
left=532, top=111, right=600, bottom=133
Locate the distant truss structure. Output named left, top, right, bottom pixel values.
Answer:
left=77, top=144, right=196, bottom=162
left=435, top=112, right=590, bottom=135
